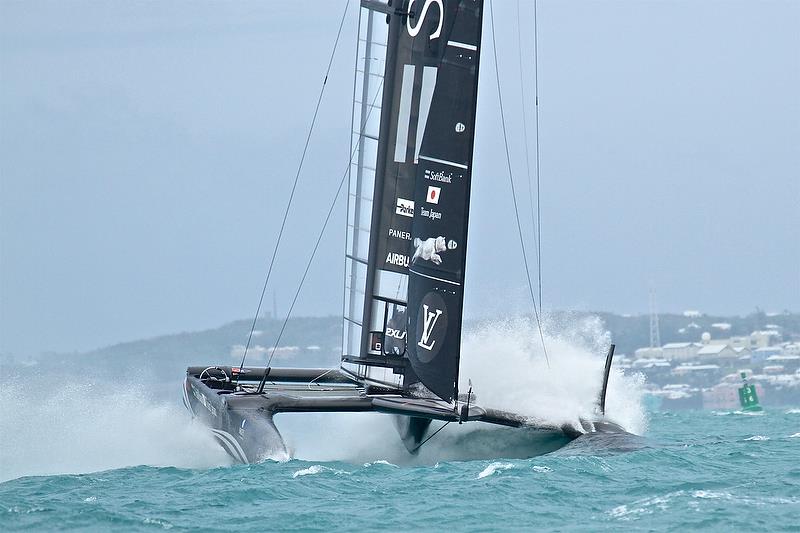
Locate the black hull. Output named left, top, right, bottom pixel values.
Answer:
left=183, top=366, right=624, bottom=464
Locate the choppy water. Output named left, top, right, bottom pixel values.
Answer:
left=2, top=409, right=799, bottom=531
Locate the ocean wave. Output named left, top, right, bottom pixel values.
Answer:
left=142, top=517, right=174, bottom=529
left=692, top=490, right=732, bottom=500
left=608, top=491, right=682, bottom=520
left=363, top=460, right=399, bottom=468
left=477, top=462, right=514, bottom=479
left=291, top=465, right=349, bottom=478
left=744, top=435, right=770, bottom=441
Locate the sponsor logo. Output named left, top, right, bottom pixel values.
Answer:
left=411, top=236, right=456, bottom=265
left=455, top=122, right=465, bottom=133
left=407, top=0, right=444, bottom=41
left=388, top=227, right=412, bottom=240
left=238, top=419, right=247, bottom=437
left=415, top=292, right=448, bottom=362
left=386, top=327, right=406, bottom=340
left=191, top=384, right=217, bottom=417
left=420, top=206, right=442, bottom=221
left=386, top=252, right=409, bottom=267
left=426, top=186, right=441, bottom=204
left=424, top=169, right=455, bottom=183
left=396, top=198, right=414, bottom=218
left=418, top=305, right=442, bottom=351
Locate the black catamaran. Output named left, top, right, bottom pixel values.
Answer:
left=184, top=0, right=623, bottom=464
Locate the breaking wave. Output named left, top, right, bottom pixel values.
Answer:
left=0, top=378, right=231, bottom=482
left=477, top=462, right=515, bottom=479
left=291, top=465, right=349, bottom=478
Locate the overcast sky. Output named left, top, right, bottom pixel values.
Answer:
left=1, top=0, right=798, bottom=357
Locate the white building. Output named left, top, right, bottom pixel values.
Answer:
left=750, top=330, right=780, bottom=349
left=634, top=346, right=663, bottom=359
left=696, top=344, right=740, bottom=360
left=661, top=342, right=701, bottom=361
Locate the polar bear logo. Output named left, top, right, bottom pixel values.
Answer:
left=412, top=236, right=457, bottom=265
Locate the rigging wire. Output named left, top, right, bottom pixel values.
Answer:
left=410, top=421, right=451, bottom=454
left=533, top=0, right=543, bottom=308
left=515, top=0, right=541, bottom=305
left=257, top=166, right=348, bottom=393
left=489, top=0, right=550, bottom=367
left=237, top=0, right=352, bottom=381
left=256, top=77, right=386, bottom=394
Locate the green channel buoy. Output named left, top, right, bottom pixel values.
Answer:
left=738, top=371, right=763, bottom=412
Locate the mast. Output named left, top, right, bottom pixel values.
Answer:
left=342, top=0, right=485, bottom=402
left=342, top=0, right=409, bottom=389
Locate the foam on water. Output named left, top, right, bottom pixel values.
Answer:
left=292, top=465, right=325, bottom=478
left=363, top=460, right=399, bottom=468
left=291, top=465, right=349, bottom=478
left=0, top=379, right=231, bottom=482
left=477, top=462, right=514, bottom=478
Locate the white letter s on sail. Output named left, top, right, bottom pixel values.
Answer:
left=407, top=0, right=444, bottom=41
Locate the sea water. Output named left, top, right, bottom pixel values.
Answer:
left=1, top=318, right=798, bottom=531
left=1, top=410, right=798, bottom=531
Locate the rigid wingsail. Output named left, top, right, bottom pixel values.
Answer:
left=183, top=0, right=624, bottom=464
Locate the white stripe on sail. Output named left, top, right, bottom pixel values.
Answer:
left=447, top=40, right=477, bottom=51
left=409, top=268, right=461, bottom=286
left=394, top=64, right=415, bottom=163
left=418, top=155, right=468, bottom=170
left=413, top=66, right=438, bottom=163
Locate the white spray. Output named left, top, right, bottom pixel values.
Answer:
left=459, top=314, right=647, bottom=434
left=278, top=314, right=647, bottom=464
left=0, top=379, right=231, bottom=482
left=0, top=315, right=647, bottom=478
